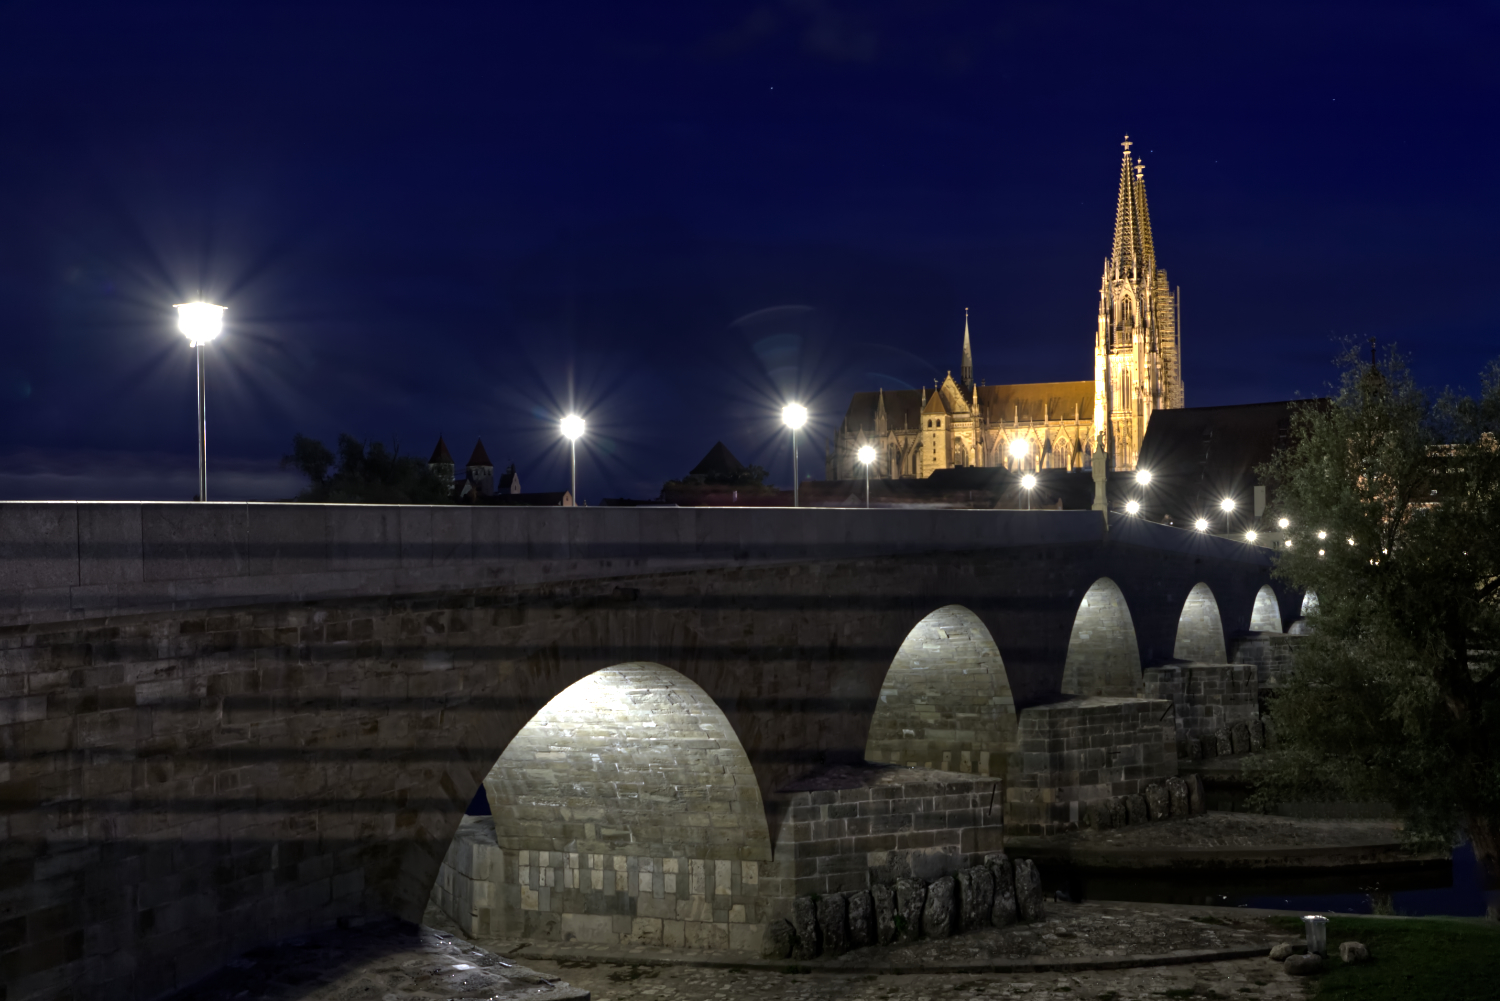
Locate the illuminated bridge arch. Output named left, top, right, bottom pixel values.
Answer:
left=1060, top=577, right=1142, bottom=696
left=1174, top=582, right=1227, bottom=663
left=1249, top=583, right=1283, bottom=633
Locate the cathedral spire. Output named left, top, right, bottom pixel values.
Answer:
left=1110, top=137, right=1153, bottom=280
left=960, top=308, right=973, bottom=390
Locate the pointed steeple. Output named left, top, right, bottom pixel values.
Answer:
left=960, top=308, right=973, bottom=390
left=874, top=387, right=888, bottom=435
left=1110, top=136, right=1154, bottom=280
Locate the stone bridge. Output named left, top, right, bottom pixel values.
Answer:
left=0, top=502, right=1300, bottom=1000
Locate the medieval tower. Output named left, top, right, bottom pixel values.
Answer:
left=1094, top=136, right=1183, bottom=470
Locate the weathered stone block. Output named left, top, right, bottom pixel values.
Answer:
left=1144, top=783, right=1170, bottom=821
left=1126, top=794, right=1150, bottom=825
left=1216, top=729, right=1233, bottom=756
left=870, top=883, right=897, bottom=945
left=1187, top=774, right=1206, bottom=815
left=1231, top=721, right=1251, bottom=754
left=894, top=878, right=925, bottom=943
left=1249, top=718, right=1265, bottom=752
left=760, top=918, right=794, bottom=959
left=955, top=865, right=993, bottom=930
left=815, top=892, right=848, bottom=955
left=790, top=896, right=819, bottom=959
left=922, top=875, right=957, bottom=939
left=846, top=889, right=874, bottom=948
left=1013, top=858, right=1045, bottom=923
left=1165, top=777, right=1190, bottom=818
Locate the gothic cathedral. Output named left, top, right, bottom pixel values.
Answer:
left=828, top=137, right=1184, bottom=478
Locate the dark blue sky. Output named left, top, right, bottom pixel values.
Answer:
left=1, top=2, right=1497, bottom=502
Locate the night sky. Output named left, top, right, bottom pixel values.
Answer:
left=1, top=2, right=1496, bottom=503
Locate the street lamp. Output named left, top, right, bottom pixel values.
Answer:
left=560, top=414, right=585, bottom=503
left=857, top=444, right=876, bottom=508
left=174, top=302, right=225, bottom=502
left=1125, top=499, right=1140, bottom=515
left=1194, top=517, right=1209, bottom=531
left=1135, top=469, right=1152, bottom=486
left=1245, top=529, right=1258, bottom=542
left=1220, top=497, right=1236, bottom=512
left=782, top=403, right=808, bottom=507
left=1021, top=472, right=1036, bottom=511
left=1008, top=437, right=1029, bottom=469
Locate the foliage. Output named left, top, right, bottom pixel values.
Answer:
left=282, top=432, right=453, bottom=504
left=1267, top=915, right=1500, bottom=1000
left=1252, top=345, right=1500, bottom=891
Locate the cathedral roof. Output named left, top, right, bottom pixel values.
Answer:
left=429, top=436, right=455, bottom=465
left=1110, top=136, right=1155, bottom=280
left=841, top=390, right=924, bottom=435
left=466, top=438, right=493, bottom=468
left=976, top=381, right=1094, bottom=424
left=688, top=441, right=746, bottom=478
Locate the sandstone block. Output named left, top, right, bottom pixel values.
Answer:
left=1144, top=783, right=1170, bottom=821
left=1231, top=721, right=1251, bottom=754
left=790, top=896, right=819, bottom=959
left=816, top=892, right=849, bottom=955
left=870, top=883, right=898, bottom=946
left=1165, top=777, right=1190, bottom=818
left=1081, top=801, right=1111, bottom=830
left=1126, top=794, right=1150, bottom=825
left=761, top=918, right=794, bottom=959
left=922, top=875, right=956, bottom=939
left=982, top=851, right=1014, bottom=900
left=1108, top=796, right=1128, bottom=827
left=846, top=889, right=874, bottom=948
left=1338, top=941, right=1369, bottom=963
left=894, top=878, right=925, bottom=943
left=1268, top=941, right=1298, bottom=961
left=955, top=865, right=994, bottom=931
left=1013, top=858, right=1045, bottom=923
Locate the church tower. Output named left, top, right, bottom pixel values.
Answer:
left=1094, top=137, right=1184, bottom=471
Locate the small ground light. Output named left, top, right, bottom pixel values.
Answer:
left=1348, top=537, right=1356, bottom=545
left=1284, top=540, right=1293, bottom=548
left=1278, top=517, right=1290, bottom=529
left=1136, top=469, right=1152, bottom=485
left=1317, top=530, right=1327, bottom=540
left=1125, top=499, right=1140, bottom=515
left=1220, top=497, right=1236, bottom=512
left=1245, top=529, right=1258, bottom=542
left=1194, top=518, right=1209, bottom=531
left=1318, top=549, right=1325, bottom=556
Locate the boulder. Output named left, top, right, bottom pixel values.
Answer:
left=790, top=896, right=820, bottom=959
left=761, top=918, right=795, bottom=959
left=1126, top=793, right=1150, bottom=825
left=1081, top=801, right=1109, bottom=830
left=1186, top=774, right=1207, bottom=815
left=1166, top=777, right=1190, bottom=818
left=1338, top=941, right=1370, bottom=963
left=1183, top=738, right=1203, bottom=762
left=1109, top=796, right=1130, bottom=827
left=1013, top=858, right=1046, bottom=923
left=816, top=892, right=849, bottom=956
left=992, top=879, right=1018, bottom=927
left=1200, top=733, right=1218, bottom=759
left=870, top=884, right=898, bottom=946
left=955, top=865, right=994, bottom=931
left=1216, top=728, right=1233, bottom=756
left=1284, top=953, right=1324, bottom=976
left=1268, top=942, right=1299, bottom=961
left=922, top=875, right=957, bottom=938
left=846, top=889, right=874, bottom=948
left=1144, top=783, right=1170, bottom=821
left=983, top=852, right=1015, bottom=899
left=1249, top=718, right=1266, bottom=752
left=1231, top=721, right=1252, bottom=754
left=894, top=878, right=926, bottom=943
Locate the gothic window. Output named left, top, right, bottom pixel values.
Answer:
left=936, top=419, right=942, bottom=428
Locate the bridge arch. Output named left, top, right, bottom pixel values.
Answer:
left=1060, top=577, right=1142, bottom=696
left=1174, top=582, right=1227, bottom=663
left=437, top=662, right=771, bottom=944
left=1249, top=583, right=1283, bottom=633
left=864, top=604, right=1015, bottom=776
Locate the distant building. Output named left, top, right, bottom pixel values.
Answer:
left=427, top=437, right=541, bottom=503
left=829, top=137, right=1184, bottom=479
left=497, top=463, right=521, bottom=494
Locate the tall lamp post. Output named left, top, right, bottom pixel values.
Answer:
left=781, top=403, right=808, bottom=507
left=560, top=414, right=585, bottom=504
left=857, top=444, right=876, bottom=508
left=1021, top=472, right=1036, bottom=511
left=174, top=302, right=225, bottom=502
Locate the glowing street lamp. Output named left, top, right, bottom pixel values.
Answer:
left=1194, top=517, right=1209, bottom=532
left=1245, top=529, right=1258, bottom=542
left=782, top=403, right=808, bottom=507
left=1220, top=497, right=1236, bottom=512
left=174, top=302, right=225, bottom=502
left=1135, top=469, right=1152, bottom=486
left=560, top=414, right=585, bottom=502
left=1277, top=517, right=1290, bottom=530
left=1125, top=499, right=1140, bottom=515
left=1020, top=472, right=1036, bottom=511
left=1008, top=437, right=1029, bottom=469
left=857, top=444, right=876, bottom=509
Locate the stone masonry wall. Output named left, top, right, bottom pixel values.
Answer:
left=864, top=606, right=1015, bottom=776
left=1141, top=664, right=1259, bottom=757
left=1004, top=697, right=1177, bottom=835
left=1230, top=632, right=1301, bottom=690
left=1173, top=583, right=1228, bottom=664
left=1059, top=578, right=1143, bottom=697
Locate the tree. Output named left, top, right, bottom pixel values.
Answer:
left=1255, top=345, right=1500, bottom=911
left=282, top=433, right=453, bottom=504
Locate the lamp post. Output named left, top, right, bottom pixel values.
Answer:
left=560, top=414, right=585, bottom=503
left=1008, top=437, right=1029, bottom=470
left=174, top=302, right=225, bottom=502
left=782, top=403, right=808, bottom=507
left=1021, top=472, right=1036, bottom=511
left=857, top=444, right=876, bottom=508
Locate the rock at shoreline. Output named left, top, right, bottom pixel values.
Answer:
left=1144, top=782, right=1170, bottom=821
left=761, top=919, right=795, bottom=959
left=790, top=896, right=820, bottom=959
left=846, top=889, right=874, bottom=948
left=1126, top=794, right=1150, bottom=825
left=956, top=865, right=994, bottom=930
left=1284, top=952, right=1324, bottom=975
left=1338, top=941, right=1370, bottom=963
left=816, top=892, right=849, bottom=955
left=1013, top=858, right=1046, bottom=923
left=1268, top=941, right=1298, bottom=961
left=1186, top=774, right=1206, bottom=815
left=895, top=878, right=926, bottom=943
left=922, top=875, right=957, bottom=938
left=1166, top=777, right=1190, bottom=818
left=871, top=883, right=898, bottom=946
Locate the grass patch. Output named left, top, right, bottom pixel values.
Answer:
left=1267, top=915, right=1500, bottom=1000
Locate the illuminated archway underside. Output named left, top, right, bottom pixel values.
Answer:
left=1174, top=582, right=1228, bottom=663
left=1060, top=577, right=1142, bottom=697
left=448, top=663, right=770, bottom=948
left=1249, top=584, right=1283, bottom=633
left=864, top=604, right=1016, bottom=776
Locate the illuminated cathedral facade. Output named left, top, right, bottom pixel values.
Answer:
left=828, top=137, right=1183, bottom=479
